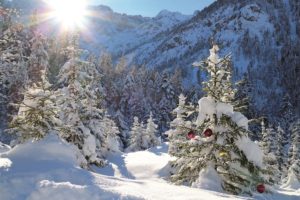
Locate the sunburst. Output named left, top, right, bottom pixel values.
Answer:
left=45, top=0, right=88, bottom=30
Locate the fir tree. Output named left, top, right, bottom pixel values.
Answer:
left=260, top=121, right=277, bottom=154
left=233, top=73, right=253, bottom=117
left=127, top=114, right=160, bottom=152
left=157, top=71, right=178, bottom=132
left=275, top=126, right=287, bottom=182
left=127, top=117, right=144, bottom=152
left=47, top=33, right=69, bottom=83
left=278, top=93, right=296, bottom=146
left=118, top=72, right=139, bottom=141
left=0, top=6, right=29, bottom=142
left=193, top=44, right=235, bottom=103
left=28, top=30, right=49, bottom=86
left=284, top=120, right=300, bottom=187
left=168, top=94, right=193, bottom=155
left=259, top=121, right=280, bottom=184
left=55, top=34, right=119, bottom=167
left=169, top=45, right=266, bottom=195
left=9, top=70, right=60, bottom=143
left=143, top=112, right=160, bottom=149
left=95, top=112, right=121, bottom=156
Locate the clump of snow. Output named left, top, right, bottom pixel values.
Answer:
left=0, top=142, right=11, bottom=154
left=82, top=132, right=98, bottom=163
left=236, top=137, right=263, bottom=167
left=192, top=164, right=223, bottom=192
left=106, top=136, right=121, bottom=153
left=197, top=96, right=216, bottom=122
left=197, top=97, right=248, bottom=129
left=231, top=112, right=248, bottom=130
left=0, top=157, right=12, bottom=169
left=216, top=102, right=234, bottom=118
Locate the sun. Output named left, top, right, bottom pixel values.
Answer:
left=46, top=0, right=88, bottom=30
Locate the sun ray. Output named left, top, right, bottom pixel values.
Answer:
left=44, top=0, right=88, bottom=31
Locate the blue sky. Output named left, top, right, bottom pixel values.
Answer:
left=90, top=0, right=215, bottom=17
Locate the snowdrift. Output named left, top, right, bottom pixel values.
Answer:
left=0, top=135, right=299, bottom=200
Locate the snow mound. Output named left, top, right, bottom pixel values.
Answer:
left=0, top=135, right=299, bottom=200
left=192, top=165, right=222, bottom=192
left=0, top=134, right=124, bottom=200
left=125, top=144, right=171, bottom=179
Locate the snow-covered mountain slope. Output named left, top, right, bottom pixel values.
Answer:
left=120, top=0, right=300, bottom=117
left=81, top=6, right=191, bottom=58
left=6, top=0, right=191, bottom=59
left=129, top=1, right=274, bottom=70
left=5, top=0, right=300, bottom=118
left=1, top=135, right=299, bottom=200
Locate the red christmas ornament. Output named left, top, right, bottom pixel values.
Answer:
left=256, top=184, right=265, bottom=193
left=203, top=128, right=213, bottom=137
left=187, top=131, right=196, bottom=139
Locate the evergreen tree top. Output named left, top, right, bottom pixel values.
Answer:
left=193, top=44, right=235, bottom=103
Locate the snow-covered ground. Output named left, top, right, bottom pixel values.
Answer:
left=0, top=135, right=299, bottom=200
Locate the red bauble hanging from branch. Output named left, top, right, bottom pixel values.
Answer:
left=187, top=131, right=196, bottom=139
left=203, top=128, right=213, bottom=137
left=256, top=184, right=265, bottom=193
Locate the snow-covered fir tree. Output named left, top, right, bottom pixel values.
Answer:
left=193, top=44, right=235, bottom=103
left=260, top=121, right=278, bottom=154
left=55, top=34, right=120, bottom=167
left=9, top=70, right=60, bottom=143
left=143, top=112, right=160, bottom=148
left=284, top=120, right=300, bottom=188
left=127, top=116, right=144, bottom=152
left=28, top=31, right=49, bottom=86
left=233, top=74, right=253, bottom=117
left=97, top=52, right=130, bottom=142
left=259, top=121, right=280, bottom=184
left=127, top=114, right=160, bottom=152
left=275, top=125, right=287, bottom=182
left=0, top=6, right=31, bottom=143
left=47, top=32, right=69, bottom=83
left=93, top=112, right=121, bottom=156
left=157, top=71, right=178, bottom=132
left=169, top=45, right=266, bottom=195
left=278, top=93, right=297, bottom=146
left=167, top=94, right=193, bottom=155
left=279, top=94, right=296, bottom=130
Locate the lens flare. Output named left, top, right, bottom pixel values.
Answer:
left=46, top=0, right=88, bottom=30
